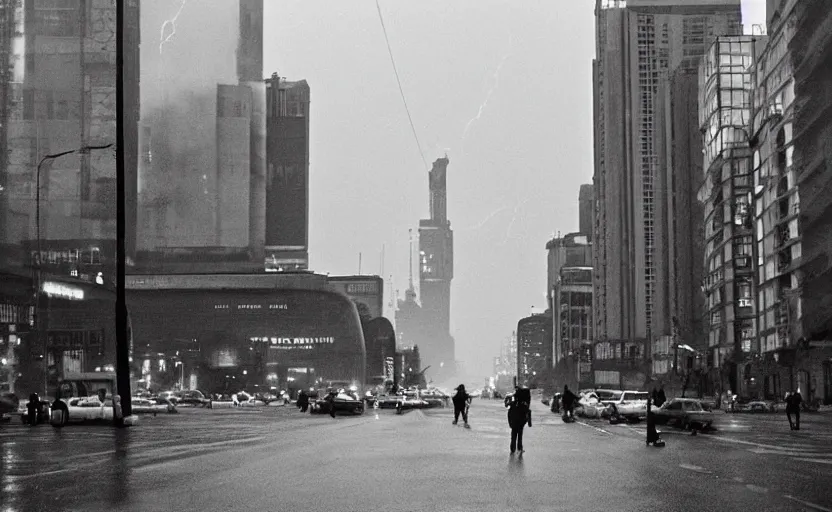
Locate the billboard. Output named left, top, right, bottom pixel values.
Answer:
left=328, top=276, right=384, bottom=319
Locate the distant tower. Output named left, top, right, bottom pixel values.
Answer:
left=418, top=157, right=455, bottom=377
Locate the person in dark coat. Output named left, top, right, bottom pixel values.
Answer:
left=786, top=390, right=802, bottom=430
left=452, top=384, right=471, bottom=427
left=506, top=387, right=532, bottom=454
left=561, top=385, right=578, bottom=420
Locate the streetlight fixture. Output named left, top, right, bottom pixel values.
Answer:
left=34, top=144, right=113, bottom=398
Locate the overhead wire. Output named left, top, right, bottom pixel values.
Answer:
left=375, top=0, right=429, bottom=170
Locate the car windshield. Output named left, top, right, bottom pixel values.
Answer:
left=683, top=401, right=704, bottom=412
left=624, top=392, right=649, bottom=401
left=599, top=391, right=622, bottom=401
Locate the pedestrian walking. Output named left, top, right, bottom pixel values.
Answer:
left=506, top=386, right=532, bottom=454
left=561, top=385, right=578, bottom=421
left=786, top=390, right=802, bottom=430
left=452, top=384, right=471, bottom=428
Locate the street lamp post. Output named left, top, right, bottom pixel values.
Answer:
left=34, top=145, right=113, bottom=397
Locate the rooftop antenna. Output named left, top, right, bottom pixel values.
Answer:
left=358, top=252, right=362, bottom=275
left=381, top=244, right=385, bottom=276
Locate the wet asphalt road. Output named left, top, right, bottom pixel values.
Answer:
left=1, top=400, right=831, bottom=512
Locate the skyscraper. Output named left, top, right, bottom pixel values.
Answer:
left=0, top=0, right=140, bottom=271
left=418, top=157, right=454, bottom=377
left=592, top=0, right=741, bottom=382
left=265, top=74, right=310, bottom=270
left=136, top=0, right=264, bottom=269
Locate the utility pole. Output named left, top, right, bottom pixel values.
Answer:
left=114, top=0, right=132, bottom=424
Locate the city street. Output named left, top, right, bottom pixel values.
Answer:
left=1, top=400, right=831, bottom=511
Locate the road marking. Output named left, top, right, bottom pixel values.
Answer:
left=575, top=420, right=611, bottom=435
left=791, top=458, right=832, bottom=465
left=710, top=436, right=819, bottom=452
left=745, top=484, right=769, bottom=494
left=679, top=463, right=712, bottom=474
left=783, top=495, right=832, bottom=512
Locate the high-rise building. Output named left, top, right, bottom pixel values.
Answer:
left=592, top=0, right=741, bottom=383
left=216, top=85, right=253, bottom=248
left=697, top=35, right=761, bottom=396
left=651, top=67, right=708, bottom=390
left=136, top=0, right=264, bottom=270
left=265, top=74, right=310, bottom=271
left=516, top=313, right=553, bottom=387
left=0, top=0, right=140, bottom=272
left=578, top=184, right=594, bottom=240
left=743, top=0, right=832, bottom=405
left=546, top=233, right=592, bottom=307
left=418, top=157, right=454, bottom=376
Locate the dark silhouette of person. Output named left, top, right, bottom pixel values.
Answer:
left=452, top=384, right=471, bottom=427
left=561, top=385, right=578, bottom=420
left=325, top=389, right=337, bottom=418
left=656, top=387, right=667, bottom=408
left=787, top=390, right=802, bottom=430
left=26, top=393, right=40, bottom=426
left=506, top=386, right=532, bottom=454
left=297, top=390, right=309, bottom=413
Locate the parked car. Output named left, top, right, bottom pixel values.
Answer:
left=577, top=389, right=620, bottom=418
left=653, top=398, right=715, bottom=430
left=50, top=373, right=121, bottom=427
left=609, top=391, right=649, bottom=424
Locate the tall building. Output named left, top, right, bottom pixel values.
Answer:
left=742, top=0, right=832, bottom=405
left=265, top=74, right=310, bottom=271
left=418, top=157, right=455, bottom=377
left=546, top=233, right=592, bottom=307
left=516, top=313, right=553, bottom=387
left=136, top=0, right=264, bottom=270
left=216, top=84, right=253, bottom=248
left=0, top=0, right=140, bottom=395
left=651, top=67, right=708, bottom=390
left=697, top=35, right=761, bottom=396
left=578, top=184, right=594, bottom=240
left=592, top=0, right=741, bottom=384
left=0, top=0, right=140, bottom=273
left=554, top=267, right=594, bottom=389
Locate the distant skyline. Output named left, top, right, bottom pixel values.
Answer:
left=261, top=0, right=768, bottom=378
left=263, top=1, right=594, bottom=377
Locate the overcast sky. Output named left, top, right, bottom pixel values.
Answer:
left=262, top=0, right=768, bottom=377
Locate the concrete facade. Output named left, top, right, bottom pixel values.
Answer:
left=136, top=1, right=264, bottom=268
left=0, top=0, right=140, bottom=269
left=652, top=68, right=708, bottom=375
left=265, top=75, right=310, bottom=270
left=592, top=0, right=741, bottom=367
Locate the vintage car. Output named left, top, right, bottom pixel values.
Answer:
left=573, top=389, right=620, bottom=418
left=608, top=391, right=650, bottom=424
left=653, top=398, right=715, bottom=430
left=50, top=373, right=120, bottom=427
left=310, top=388, right=365, bottom=415
left=131, top=396, right=177, bottom=415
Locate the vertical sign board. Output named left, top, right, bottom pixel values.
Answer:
left=385, top=356, right=394, bottom=381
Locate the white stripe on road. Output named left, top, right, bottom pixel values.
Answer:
left=791, top=458, right=832, bottom=465
left=710, top=436, right=819, bottom=452
left=783, top=495, right=832, bottom=512
left=575, top=420, right=611, bottom=435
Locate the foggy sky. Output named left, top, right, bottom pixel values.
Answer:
left=261, top=0, right=767, bottom=378
left=263, top=0, right=594, bottom=377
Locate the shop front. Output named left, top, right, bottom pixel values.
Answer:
left=0, top=271, right=35, bottom=395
